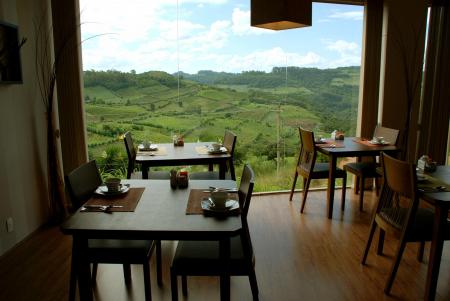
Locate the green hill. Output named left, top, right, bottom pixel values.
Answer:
left=83, top=67, right=359, bottom=191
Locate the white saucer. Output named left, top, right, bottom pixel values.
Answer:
left=95, top=184, right=130, bottom=196
left=138, top=144, right=158, bottom=151
left=208, top=146, right=227, bottom=154
left=201, top=199, right=239, bottom=212
left=369, top=140, right=389, bottom=145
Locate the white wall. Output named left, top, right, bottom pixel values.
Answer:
left=0, top=0, right=52, bottom=256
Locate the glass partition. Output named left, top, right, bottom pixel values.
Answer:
left=80, top=0, right=363, bottom=191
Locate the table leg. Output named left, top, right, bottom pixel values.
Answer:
left=142, top=164, right=149, bottom=179
left=74, top=236, right=93, bottom=301
left=424, top=204, right=447, bottom=301
left=219, top=162, right=226, bottom=180
left=327, top=156, right=337, bottom=219
left=219, top=238, right=231, bottom=301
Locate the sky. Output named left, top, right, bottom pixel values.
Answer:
left=79, top=0, right=363, bottom=74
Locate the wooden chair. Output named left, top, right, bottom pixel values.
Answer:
left=361, top=153, right=450, bottom=294
left=289, top=127, right=347, bottom=213
left=189, top=130, right=237, bottom=180
left=124, top=131, right=170, bottom=179
left=66, top=160, right=162, bottom=301
left=170, top=164, right=258, bottom=301
left=343, top=125, right=399, bottom=211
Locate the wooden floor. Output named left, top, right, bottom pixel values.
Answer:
left=1, top=189, right=450, bottom=301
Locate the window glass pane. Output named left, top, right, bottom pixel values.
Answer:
left=80, top=1, right=363, bottom=191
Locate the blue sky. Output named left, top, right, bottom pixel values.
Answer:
left=80, top=0, right=363, bottom=74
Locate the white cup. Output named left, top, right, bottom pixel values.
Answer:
left=105, top=177, right=121, bottom=192
left=210, top=191, right=228, bottom=208
left=142, top=141, right=151, bottom=148
left=211, top=143, right=221, bottom=151
left=375, top=136, right=384, bottom=143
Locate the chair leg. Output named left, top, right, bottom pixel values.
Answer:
left=362, top=220, right=377, bottom=264
left=123, top=264, right=132, bottom=285
left=300, top=177, right=312, bottom=213
left=92, top=263, right=98, bottom=283
left=248, top=269, right=259, bottom=301
left=170, top=267, right=178, bottom=301
left=156, top=240, right=162, bottom=286
left=377, top=229, right=385, bottom=255
left=143, top=261, right=152, bottom=301
left=181, top=275, right=188, bottom=296
left=341, top=174, right=347, bottom=211
left=289, top=171, right=298, bottom=201
left=229, top=161, right=236, bottom=181
left=384, top=237, right=408, bottom=295
left=375, top=177, right=380, bottom=196
left=69, top=245, right=77, bottom=301
left=359, top=176, right=365, bottom=211
left=417, top=241, right=425, bottom=262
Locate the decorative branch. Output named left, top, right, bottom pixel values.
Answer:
left=392, top=20, right=426, bottom=162
left=34, top=6, right=110, bottom=222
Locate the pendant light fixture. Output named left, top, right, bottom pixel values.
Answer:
left=251, top=0, right=312, bottom=30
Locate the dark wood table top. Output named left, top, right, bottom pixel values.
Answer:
left=60, top=179, right=241, bottom=240
left=316, top=137, right=399, bottom=157
left=136, top=142, right=231, bottom=166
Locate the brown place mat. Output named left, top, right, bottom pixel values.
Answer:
left=186, top=189, right=238, bottom=215
left=352, top=138, right=393, bottom=147
left=137, top=146, right=168, bottom=156
left=84, top=187, right=145, bottom=212
left=418, top=175, right=450, bottom=192
left=316, top=139, right=345, bottom=148
left=195, top=146, right=209, bottom=155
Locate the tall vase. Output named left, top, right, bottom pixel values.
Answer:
left=46, top=111, right=67, bottom=224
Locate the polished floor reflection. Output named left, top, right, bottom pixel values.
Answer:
left=1, top=189, right=450, bottom=300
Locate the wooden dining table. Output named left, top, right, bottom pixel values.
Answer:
left=60, top=179, right=241, bottom=301
left=136, top=142, right=231, bottom=179
left=316, top=137, right=399, bottom=219
left=418, top=166, right=450, bottom=301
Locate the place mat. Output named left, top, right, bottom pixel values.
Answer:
left=352, top=138, right=393, bottom=147
left=316, top=140, right=345, bottom=148
left=137, top=146, right=167, bottom=156
left=186, top=189, right=239, bottom=215
left=418, top=175, right=450, bottom=192
left=195, top=145, right=228, bottom=155
left=83, top=187, right=145, bottom=212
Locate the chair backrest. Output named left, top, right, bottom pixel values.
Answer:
left=123, top=132, right=136, bottom=179
left=297, top=127, right=317, bottom=176
left=373, top=125, right=400, bottom=146
left=238, top=164, right=255, bottom=219
left=377, top=153, right=419, bottom=231
left=223, top=130, right=237, bottom=155
left=66, top=160, right=103, bottom=210
left=238, top=164, right=255, bottom=260
left=223, top=130, right=237, bottom=179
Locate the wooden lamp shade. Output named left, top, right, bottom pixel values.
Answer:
left=251, top=0, right=312, bottom=30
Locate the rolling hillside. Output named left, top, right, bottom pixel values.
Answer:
left=83, top=67, right=359, bottom=191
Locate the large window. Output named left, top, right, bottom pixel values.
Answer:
left=80, top=0, right=363, bottom=191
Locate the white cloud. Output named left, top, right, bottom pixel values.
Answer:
left=231, top=8, right=272, bottom=36
left=329, top=11, right=363, bottom=21
left=323, top=40, right=361, bottom=68
left=181, top=0, right=227, bottom=4
left=208, top=47, right=323, bottom=73
left=326, top=40, right=359, bottom=55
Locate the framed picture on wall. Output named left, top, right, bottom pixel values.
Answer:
left=0, top=21, right=24, bottom=84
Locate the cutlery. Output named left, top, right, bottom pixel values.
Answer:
left=81, top=205, right=124, bottom=212
left=418, top=186, right=448, bottom=193
left=208, top=186, right=238, bottom=192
